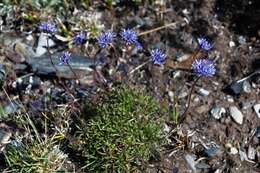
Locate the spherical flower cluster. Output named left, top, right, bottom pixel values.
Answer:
left=192, top=59, right=216, bottom=77
left=39, top=22, right=57, bottom=34
left=120, top=28, right=142, bottom=49
left=150, top=49, right=166, bottom=65
left=59, top=51, right=71, bottom=65
left=197, top=37, right=213, bottom=51
left=97, top=31, right=116, bottom=48
left=73, top=31, right=86, bottom=45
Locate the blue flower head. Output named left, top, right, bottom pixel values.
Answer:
left=192, top=59, right=216, bottom=77
left=120, top=28, right=142, bottom=49
left=59, top=51, right=71, bottom=65
left=150, top=49, right=166, bottom=65
left=97, top=31, right=116, bottom=48
left=197, top=37, right=213, bottom=51
left=73, top=31, right=86, bottom=45
left=39, top=22, right=57, bottom=34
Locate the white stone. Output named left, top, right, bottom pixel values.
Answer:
left=227, top=96, right=234, bottom=103
left=210, top=106, right=226, bottom=119
left=253, top=104, right=260, bottom=118
left=198, top=88, right=210, bottom=96
left=229, top=41, right=235, bottom=47
left=36, top=33, right=55, bottom=56
left=229, top=106, right=244, bottom=124
left=230, top=147, right=238, bottom=155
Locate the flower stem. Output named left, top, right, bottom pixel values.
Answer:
left=67, top=62, right=78, bottom=79
left=179, top=77, right=201, bottom=123
left=46, top=35, right=76, bottom=100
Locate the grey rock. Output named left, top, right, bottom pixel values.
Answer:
left=204, top=145, right=220, bottom=157
left=239, top=150, right=248, bottom=161
left=210, top=106, right=226, bottom=119
left=27, top=53, right=94, bottom=79
left=248, top=145, right=256, bottom=160
left=184, top=154, right=197, bottom=172
left=230, top=81, right=244, bottom=94
left=3, top=101, right=20, bottom=116
left=229, top=106, right=244, bottom=124
left=253, top=104, right=260, bottom=118
left=242, top=101, right=254, bottom=110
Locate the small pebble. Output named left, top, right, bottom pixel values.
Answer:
left=168, top=91, right=174, bottom=102
left=238, top=36, right=246, bottom=44
left=229, top=106, right=244, bottom=124
left=239, top=150, right=248, bottom=161
left=248, top=145, right=256, bottom=160
left=0, top=130, right=11, bottom=144
left=242, top=101, right=254, bottom=110
left=227, top=96, right=234, bottom=103
left=230, top=147, right=238, bottom=155
left=229, top=41, right=235, bottom=47
left=210, top=106, right=226, bottom=119
left=242, top=80, right=251, bottom=93
left=163, top=123, right=171, bottom=133
left=3, top=101, right=20, bottom=116
left=204, top=145, right=220, bottom=157
left=253, top=104, right=260, bottom=118
left=184, top=154, right=197, bottom=172
left=198, top=88, right=210, bottom=96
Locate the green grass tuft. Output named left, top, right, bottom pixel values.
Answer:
left=4, top=137, right=67, bottom=173
left=73, top=86, right=165, bottom=172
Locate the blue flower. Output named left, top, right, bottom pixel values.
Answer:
left=97, top=31, right=116, bottom=48
left=59, top=51, right=71, bottom=65
left=39, top=22, right=57, bottom=34
left=150, top=49, right=166, bottom=65
left=73, top=31, right=86, bottom=45
left=192, top=59, right=216, bottom=77
left=197, top=37, right=213, bottom=51
left=120, top=28, right=142, bottom=49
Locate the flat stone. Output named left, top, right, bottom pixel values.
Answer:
left=253, top=104, right=260, bottom=118
left=229, top=106, right=244, bottom=124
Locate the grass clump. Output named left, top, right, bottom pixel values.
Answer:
left=4, top=137, right=67, bottom=173
left=73, top=86, right=165, bottom=172
left=5, top=136, right=67, bottom=173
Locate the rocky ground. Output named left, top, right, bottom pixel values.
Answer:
left=0, top=0, right=259, bottom=172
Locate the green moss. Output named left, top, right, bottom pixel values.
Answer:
left=74, top=86, right=165, bottom=172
